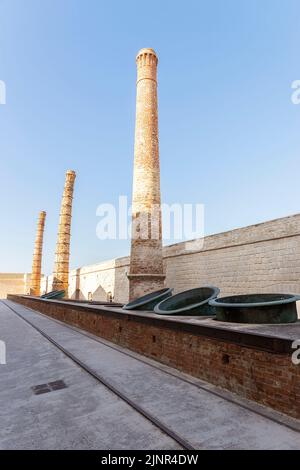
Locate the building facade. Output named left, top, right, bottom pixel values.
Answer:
left=39, top=213, right=300, bottom=304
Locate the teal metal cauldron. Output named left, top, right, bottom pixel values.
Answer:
left=154, top=286, right=220, bottom=316
left=209, top=293, right=299, bottom=324
left=41, top=290, right=65, bottom=300
left=123, top=288, right=173, bottom=311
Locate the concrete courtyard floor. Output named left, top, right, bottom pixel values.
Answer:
left=0, top=300, right=299, bottom=450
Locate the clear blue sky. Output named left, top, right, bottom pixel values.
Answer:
left=0, top=0, right=299, bottom=274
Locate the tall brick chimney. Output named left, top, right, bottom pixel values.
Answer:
left=30, top=210, right=46, bottom=296
left=52, top=170, right=76, bottom=295
left=128, top=48, right=165, bottom=300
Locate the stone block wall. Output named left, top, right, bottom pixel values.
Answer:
left=164, top=213, right=300, bottom=297
left=0, top=273, right=31, bottom=298
left=67, top=257, right=129, bottom=303
left=39, top=213, right=300, bottom=303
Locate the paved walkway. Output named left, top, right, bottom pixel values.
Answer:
left=1, top=300, right=299, bottom=450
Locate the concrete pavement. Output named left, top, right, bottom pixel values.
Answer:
left=1, top=300, right=299, bottom=450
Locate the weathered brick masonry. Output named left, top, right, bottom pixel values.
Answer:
left=128, top=48, right=165, bottom=300
left=8, top=295, right=300, bottom=420
left=30, top=211, right=46, bottom=296
left=52, top=170, right=76, bottom=293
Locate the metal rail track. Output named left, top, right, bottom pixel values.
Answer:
left=2, top=300, right=196, bottom=451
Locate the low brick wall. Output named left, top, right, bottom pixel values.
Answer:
left=8, top=295, right=300, bottom=420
